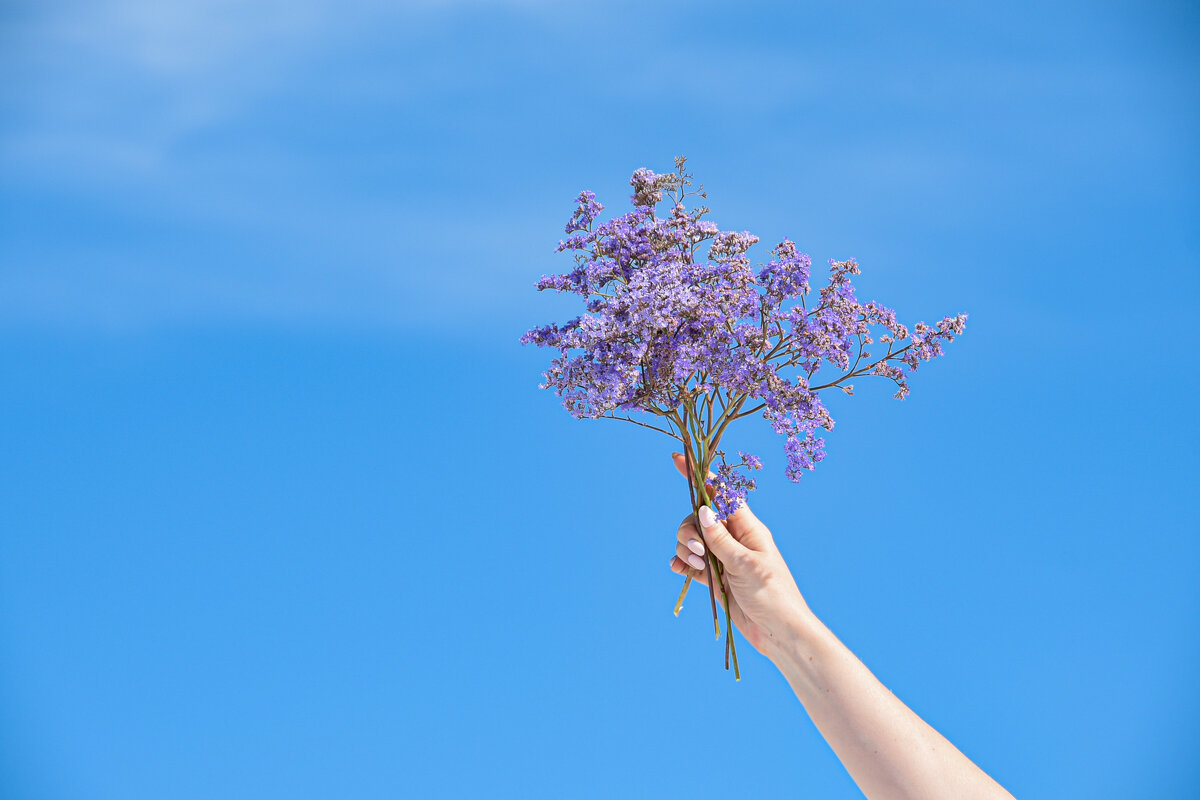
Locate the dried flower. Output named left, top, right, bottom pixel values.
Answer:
left=522, top=157, right=968, bottom=676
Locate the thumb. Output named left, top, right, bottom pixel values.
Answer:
left=697, top=504, right=749, bottom=566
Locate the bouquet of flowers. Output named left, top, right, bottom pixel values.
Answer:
left=521, top=157, right=967, bottom=677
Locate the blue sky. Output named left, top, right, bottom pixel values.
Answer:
left=1, top=1, right=1197, bottom=798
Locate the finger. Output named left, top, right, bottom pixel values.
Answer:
left=674, top=517, right=706, bottom=556
left=676, top=541, right=707, bottom=571
left=696, top=504, right=750, bottom=566
left=669, top=556, right=710, bottom=588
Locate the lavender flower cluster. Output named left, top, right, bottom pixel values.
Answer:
left=522, top=158, right=966, bottom=518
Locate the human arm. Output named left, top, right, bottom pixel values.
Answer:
left=667, top=453, right=1016, bottom=800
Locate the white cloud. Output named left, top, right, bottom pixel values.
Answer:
left=50, top=0, right=327, bottom=75
left=2, top=0, right=552, bottom=166
left=30, top=0, right=550, bottom=76
left=1, top=0, right=1169, bottom=331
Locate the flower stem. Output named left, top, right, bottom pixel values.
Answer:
left=718, top=561, right=741, bottom=680
left=694, top=484, right=721, bottom=641
left=674, top=442, right=736, bottom=673
left=674, top=443, right=705, bottom=617
left=673, top=572, right=692, bottom=617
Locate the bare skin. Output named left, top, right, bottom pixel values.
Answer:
left=668, top=452, right=1016, bottom=800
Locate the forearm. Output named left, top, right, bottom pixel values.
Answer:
left=765, top=610, right=1015, bottom=800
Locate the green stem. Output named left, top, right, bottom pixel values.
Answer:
left=695, top=481, right=720, bottom=640
left=718, top=561, right=740, bottom=680
left=672, top=423, right=740, bottom=679
left=673, top=573, right=692, bottom=617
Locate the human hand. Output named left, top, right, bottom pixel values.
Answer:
left=668, top=452, right=813, bottom=659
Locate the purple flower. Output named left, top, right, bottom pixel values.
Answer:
left=523, top=158, right=967, bottom=515
left=564, top=190, right=605, bottom=234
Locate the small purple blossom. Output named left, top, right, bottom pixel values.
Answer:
left=564, top=190, right=604, bottom=234
left=739, top=451, right=762, bottom=470
left=710, top=451, right=764, bottom=518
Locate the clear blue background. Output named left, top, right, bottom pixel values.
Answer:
left=2, top=1, right=1197, bottom=797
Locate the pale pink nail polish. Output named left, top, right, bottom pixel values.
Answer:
left=687, top=539, right=705, bottom=556
left=698, top=505, right=717, bottom=529
left=687, top=553, right=706, bottom=570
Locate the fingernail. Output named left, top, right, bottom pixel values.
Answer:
left=686, top=538, right=705, bottom=556
left=687, top=553, right=706, bottom=570
left=698, top=505, right=717, bottom=529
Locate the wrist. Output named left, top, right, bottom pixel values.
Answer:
left=759, top=597, right=822, bottom=665
left=761, top=602, right=842, bottom=701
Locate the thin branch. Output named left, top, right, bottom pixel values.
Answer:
left=728, top=401, right=766, bottom=421
left=707, top=394, right=750, bottom=453
left=809, top=342, right=915, bottom=391
left=598, top=413, right=683, bottom=440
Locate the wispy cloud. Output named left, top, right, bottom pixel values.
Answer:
left=2, top=0, right=551, bottom=171
left=0, top=1, right=1190, bottom=331
left=0, top=0, right=566, bottom=329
